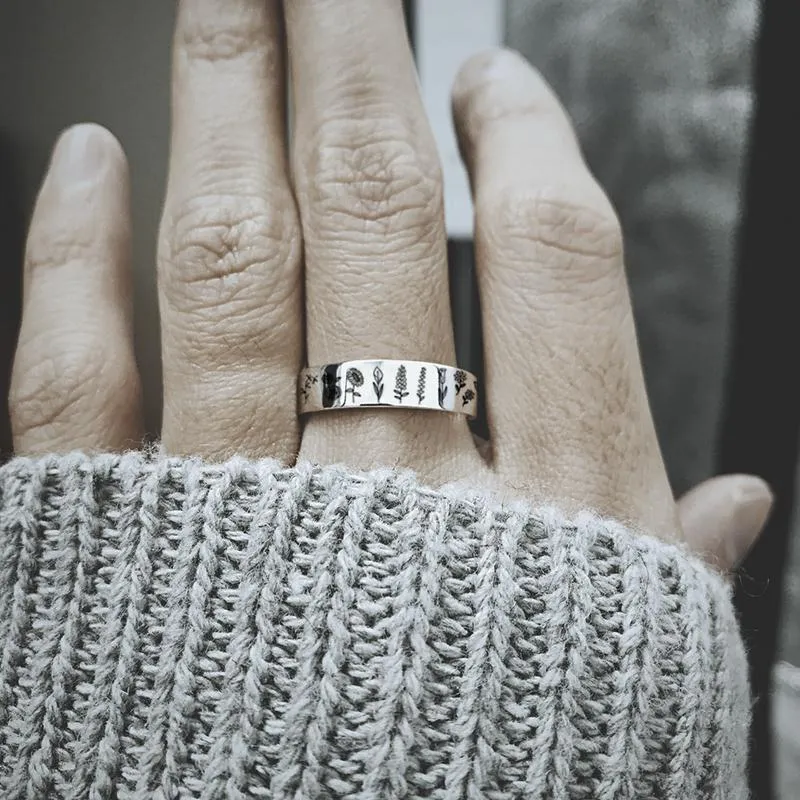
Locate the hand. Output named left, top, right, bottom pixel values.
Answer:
left=8, top=0, right=770, bottom=570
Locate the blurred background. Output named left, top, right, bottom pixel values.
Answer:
left=0, top=1, right=795, bottom=797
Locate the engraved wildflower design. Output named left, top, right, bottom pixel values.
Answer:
left=300, top=373, right=318, bottom=403
left=394, top=364, right=409, bottom=403
left=453, top=369, right=467, bottom=395
left=373, top=365, right=385, bottom=402
left=437, top=367, right=448, bottom=408
left=345, top=367, right=364, bottom=402
left=461, top=388, right=476, bottom=407
left=417, top=366, right=427, bottom=404
left=321, top=370, right=341, bottom=408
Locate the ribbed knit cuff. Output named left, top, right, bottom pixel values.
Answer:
left=0, top=453, right=749, bottom=799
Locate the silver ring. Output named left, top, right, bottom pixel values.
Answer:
left=298, top=359, right=478, bottom=418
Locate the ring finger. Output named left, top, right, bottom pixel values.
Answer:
left=288, top=0, right=481, bottom=481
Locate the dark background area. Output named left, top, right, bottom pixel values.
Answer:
left=719, top=0, right=798, bottom=794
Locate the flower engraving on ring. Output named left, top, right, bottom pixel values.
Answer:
left=372, top=365, right=385, bottom=402
left=394, top=364, right=409, bottom=403
left=345, top=367, right=364, bottom=402
left=417, top=366, right=427, bottom=404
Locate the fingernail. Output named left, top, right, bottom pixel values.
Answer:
left=49, top=124, right=109, bottom=185
left=482, top=48, right=526, bottom=81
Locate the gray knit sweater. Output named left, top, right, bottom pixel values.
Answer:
left=0, top=453, right=749, bottom=799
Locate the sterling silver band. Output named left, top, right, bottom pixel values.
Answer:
left=298, top=359, right=478, bottom=418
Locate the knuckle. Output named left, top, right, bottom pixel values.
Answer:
left=299, top=118, right=443, bottom=236
left=10, top=338, right=137, bottom=441
left=480, top=184, right=624, bottom=269
left=176, top=13, right=268, bottom=64
left=25, top=228, right=98, bottom=276
left=160, top=193, right=300, bottom=314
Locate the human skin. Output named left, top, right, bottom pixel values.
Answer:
left=8, top=0, right=771, bottom=569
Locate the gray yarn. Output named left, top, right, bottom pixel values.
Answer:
left=0, top=453, right=749, bottom=799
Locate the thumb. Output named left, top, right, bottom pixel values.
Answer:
left=677, top=474, right=774, bottom=572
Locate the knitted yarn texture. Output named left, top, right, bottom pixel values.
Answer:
left=0, top=453, right=749, bottom=799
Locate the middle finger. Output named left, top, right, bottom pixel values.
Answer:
left=288, top=0, right=479, bottom=479
left=159, top=0, right=303, bottom=461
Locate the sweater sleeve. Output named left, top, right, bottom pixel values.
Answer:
left=0, top=453, right=749, bottom=799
